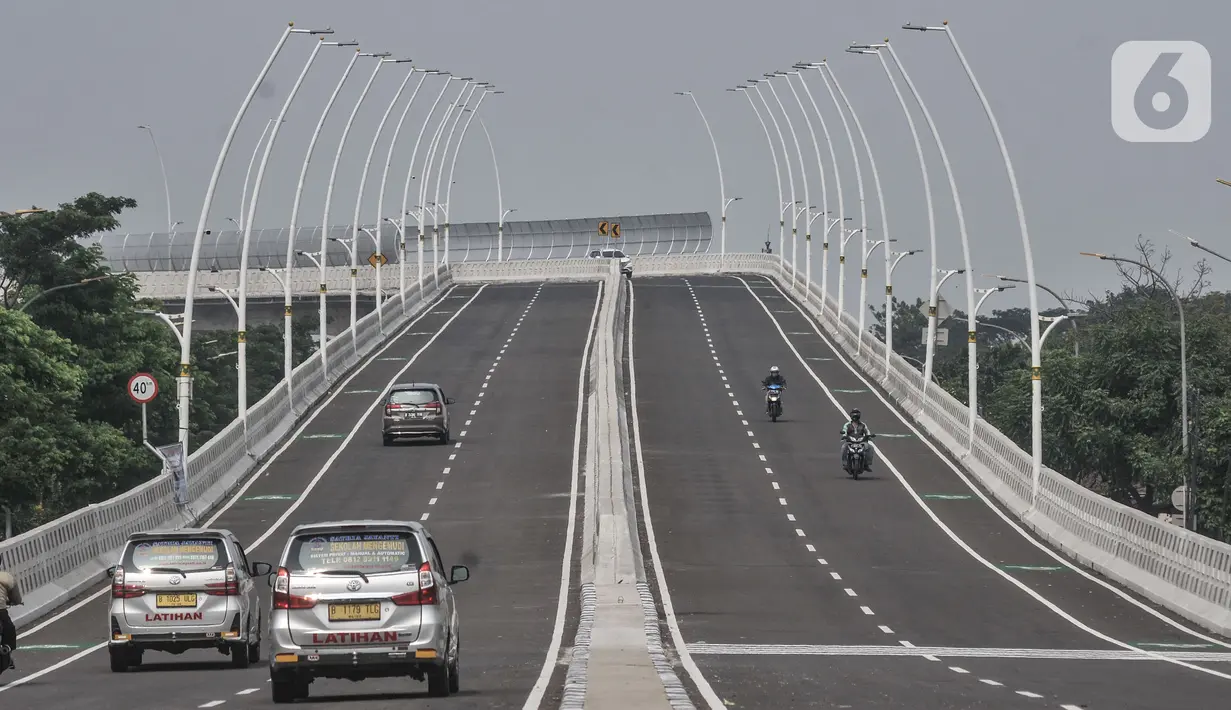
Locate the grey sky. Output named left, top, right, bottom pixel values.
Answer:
left=1, top=0, right=1227, bottom=312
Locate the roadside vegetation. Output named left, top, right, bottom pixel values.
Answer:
left=0, top=193, right=314, bottom=535
left=871, top=240, right=1231, bottom=542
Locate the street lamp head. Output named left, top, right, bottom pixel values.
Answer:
left=674, top=91, right=690, bottom=96
left=902, top=22, right=929, bottom=31
left=325, top=40, right=359, bottom=47
left=746, top=78, right=760, bottom=84
left=290, top=27, right=334, bottom=34
left=384, top=57, right=413, bottom=63
left=734, top=197, right=743, bottom=201
left=1078, top=251, right=1109, bottom=259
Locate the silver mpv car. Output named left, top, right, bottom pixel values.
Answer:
left=106, top=529, right=272, bottom=672
left=268, top=520, right=469, bottom=702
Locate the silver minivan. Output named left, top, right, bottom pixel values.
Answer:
left=267, top=520, right=469, bottom=702
left=106, top=529, right=271, bottom=672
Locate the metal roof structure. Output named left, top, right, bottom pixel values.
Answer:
left=86, top=212, right=712, bottom=272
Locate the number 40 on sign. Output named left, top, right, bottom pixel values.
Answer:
left=128, top=373, right=158, bottom=404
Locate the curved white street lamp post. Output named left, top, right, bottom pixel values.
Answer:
left=137, top=125, right=174, bottom=234
left=239, top=118, right=277, bottom=233
left=319, top=51, right=392, bottom=361
left=992, top=274, right=1079, bottom=355
left=420, top=81, right=474, bottom=280
left=748, top=79, right=796, bottom=275
left=729, top=86, right=785, bottom=265
left=870, top=41, right=978, bottom=427
left=675, top=91, right=730, bottom=270
left=780, top=71, right=827, bottom=298
left=885, top=247, right=923, bottom=369
left=814, top=61, right=866, bottom=332
left=375, top=68, right=440, bottom=315
left=904, top=20, right=1043, bottom=502
left=315, top=50, right=391, bottom=376
left=350, top=56, right=415, bottom=341
left=1083, top=251, right=1191, bottom=529
left=476, top=116, right=509, bottom=261
left=790, top=65, right=845, bottom=315
left=288, top=43, right=360, bottom=385
left=766, top=73, right=809, bottom=290
left=444, top=88, right=499, bottom=263
left=848, top=46, right=940, bottom=397
left=825, top=58, right=888, bottom=352
left=177, top=21, right=326, bottom=452
left=1171, top=228, right=1231, bottom=265
left=239, top=33, right=336, bottom=424
left=400, top=74, right=458, bottom=289
left=433, top=82, right=483, bottom=266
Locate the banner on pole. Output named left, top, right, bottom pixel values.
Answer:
left=159, top=442, right=188, bottom=505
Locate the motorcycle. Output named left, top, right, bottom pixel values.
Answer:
left=843, top=433, right=876, bottom=479
left=764, top=384, right=783, bottom=422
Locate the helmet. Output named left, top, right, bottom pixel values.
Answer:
left=850, top=408, right=861, bottom=421
left=769, top=366, right=780, bottom=374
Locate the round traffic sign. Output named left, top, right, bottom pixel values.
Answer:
left=1172, top=485, right=1188, bottom=512
left=128, top=373, right=159, bottom=404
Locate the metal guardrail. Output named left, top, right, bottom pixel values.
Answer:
left=8, top=251, right=1229, bottom=638
left=632, top=252, right=1231, bottom=636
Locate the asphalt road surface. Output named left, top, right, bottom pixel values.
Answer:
left=626, top=274, right=1231, bottom=710
left=2, top=281, right=599, bottom=709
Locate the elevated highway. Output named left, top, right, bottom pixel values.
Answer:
left=2, top=254, right=1228, bottom=709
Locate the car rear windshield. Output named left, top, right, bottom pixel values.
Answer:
left=124, top=538, right=227, bottom=572
left=388, top=389, right=437, bottom=405
left=285, top=531, right=425, bottom=574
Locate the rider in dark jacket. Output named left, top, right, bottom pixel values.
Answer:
left=761, top=366, right=786, bottom=389
left=761, top=366, right=786, bottom=413
left=840, top=408, right=874, bottom=471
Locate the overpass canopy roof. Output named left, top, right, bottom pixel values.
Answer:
left=86, top=212, right=711, bottom=272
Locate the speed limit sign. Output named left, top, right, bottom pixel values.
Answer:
left=128, top=373, right=158, bottom=404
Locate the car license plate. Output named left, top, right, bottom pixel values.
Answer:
left=156, top=593, right=198, bottom=608
left=328, top=602, right=381, bottom=621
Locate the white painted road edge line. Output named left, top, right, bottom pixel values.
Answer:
left=521, top=280, right=604, bottom=710
left=766, top=274, right=1231, bottom=653
left=737, top=276, right=1231, bottom=681
left=628, top=279, right=726, bottom=709
left=0, top=285, right=485, bottom=693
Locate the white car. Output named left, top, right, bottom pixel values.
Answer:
left=588, top=247, right=632, bottom=277
left=106, top=529, right=271, bottom=672
left=267, top=520, right=469, bottom=702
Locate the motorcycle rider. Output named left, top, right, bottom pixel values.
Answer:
left=761, top=366, right=786, bottom=413
left=840, top=408, right=874, bottom=472
left=0, top=554, right=21, bottom=670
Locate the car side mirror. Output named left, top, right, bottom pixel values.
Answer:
left=449, top=565, right=469, bottom=584
left=251, top=561, right=273, bottom=577
left=105, top=565, right=117, bottom=578
left=445, top=397, right=455, bottom=405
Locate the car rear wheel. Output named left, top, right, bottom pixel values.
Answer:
left=231, top=642, right=250, bottom=669
left=383, top=434, right=394, bottom=446
left=271, top=677, right=297, bottom=703
left=439, top=428, right=450, bottom=445
left=448, top=639, right=460, bottom=693
left=427, top=662, right=452, bottom=697
left=108, top=647, right=128, bottom=673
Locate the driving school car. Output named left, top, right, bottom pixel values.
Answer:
left=106, top=529, right=271, bottom=672
left=267, top=520, right=470, bottom=703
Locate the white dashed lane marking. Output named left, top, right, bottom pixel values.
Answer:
left=681, top=278, right=1064, bottom=708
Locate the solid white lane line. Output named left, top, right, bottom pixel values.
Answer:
left=627, top=280, right=726, bottom=710
left=521, top=281, right=603, bottom=710
left=737, top=276, right=1231, bottom=679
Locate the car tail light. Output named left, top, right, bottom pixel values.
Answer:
left=385, top=403, right=403, bottom=415
left=272, top=566, right=317, bottom=609
left=205, top=564, right=240, bottom=596
left=110, top=566, right=146, bottom=599
left=423, top=401, right=441, bottom=412
left=390, top=562, right=437, bottom=606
